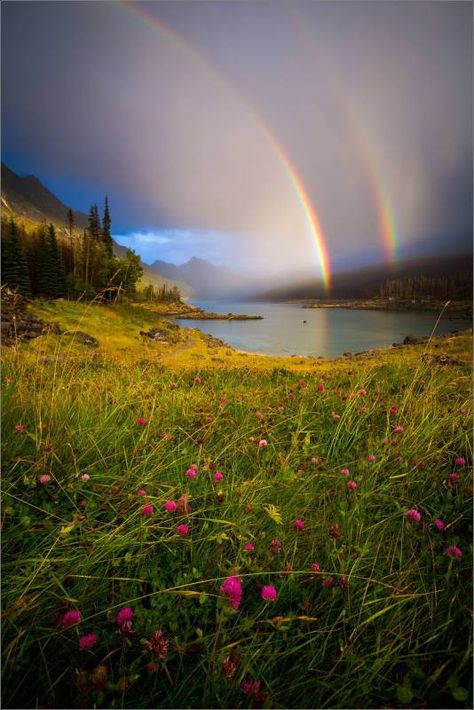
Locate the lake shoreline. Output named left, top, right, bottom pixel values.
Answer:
left=284, top=297, right=473, bottom=320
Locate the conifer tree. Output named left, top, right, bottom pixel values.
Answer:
left=88, top=204, right=101, bottom=242
left=102, top=196, right=114, bottom=256
left=1, top=218, right=31, bottom=296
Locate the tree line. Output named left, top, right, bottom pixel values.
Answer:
left=378, top=273, right=472, bottom=301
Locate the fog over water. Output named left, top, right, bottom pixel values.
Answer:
left=179, top=301, right=470, bottom=358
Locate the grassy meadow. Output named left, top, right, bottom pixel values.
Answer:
left=2, top=300, right=472, bottom=709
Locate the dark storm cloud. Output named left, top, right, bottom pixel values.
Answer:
left=2, top=0, right=472, bottom=277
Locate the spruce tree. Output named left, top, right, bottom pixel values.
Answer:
left=1, top=218, right=31, bottom=296
left=102, top=196, right=114, bottom=256
left=87, top=204, right=101, bottom=242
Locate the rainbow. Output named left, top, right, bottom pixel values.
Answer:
left=117, top=1, right=331, bottom=288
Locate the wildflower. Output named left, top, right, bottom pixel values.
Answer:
left=118, top=620, right=134, bottom=638
left=311, top=562, right=320, bottom=573
left=347, top=480, right=357, bottom=490
left=243, top=679, right=261, bottom=696
left=220, top=575, right=242, bottom=611
left=331, top=411, right=341, bottom=420
left=79, top=633, right=98, bottom=650
left=116, top=607, right=133, bottom=625
left=194, top=376, right=202, bottom=384
left=39, top=474, right=51, bottom=484
left=15, top=424, right=25, bottom=432
left=367, top=454, right=376, bottom=462
left=310, top=456, right=318, bottom=464
left=434, top=518, right=445, bottom=531
left=405, top=509, right=421, bottom=522
left=244, top=543, right=254, bottom=550
left=322, top=576, right=334, bottom=588
left=294, top=519, right=304, bottom=532
left=258, top=439, right=267, bottom=448
left=448, top=472, right=459, bottom=482
left=214, top=471, right=224, bottom=482
left=445, top=545, right=462, bottom=559
left=222, top=656, right=238, bottom=680
left=340, top=468, right=350, bottom=476
left=459, top=407, right=466, bottom=415
left=145, top=630, right=170, bottom=659
left=162, top=432, right=170, bottom=440
left=178, top=494, right=192, bottom=513
left=137, top=417, right=149, bottom=426
left=255, top=410, right=264, bottom=420
left=454, top=457, right=466, bottom=467
left=81, top=473, right=90, bottom=482
left=338, top=575, right=349, bottom=591
left=382, top=437, right=389, bottom=445
left=138, top=489, right=146, bottom=496
left=329, top=523, right=341, bottom=539
left=185, top=467, right=197, bottom=479
left=389, top=406, right=398, bottom=416
left=316, top=383, right=325, bottom=392
left=270, top=538, right=281, bottom=554
left=358, top=388, right=367, bottom=396
left=177, top=524, right=189, bottom=536
left=142, top=505, right=154, bottom=517
left=164, top=500, right=177, bottom=512
left=277, top=406, right=285, bottom=413
left=61, top=609, right=81, bottom=627
left=394, top=425, right=404, bottom=434
left=261, top=584, right=278, bottom=601
left=170, top=382, right=177, bottom=389
left=147, top=662, right=159, bottom=673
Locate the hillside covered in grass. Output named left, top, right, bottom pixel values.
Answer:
left=2, top=301, right=472, bottom=709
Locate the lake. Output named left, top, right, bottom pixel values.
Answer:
left=178, top=300, right=471, bottom=358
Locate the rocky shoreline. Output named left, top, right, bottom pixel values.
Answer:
left=298, top=298, right=472, bottom=319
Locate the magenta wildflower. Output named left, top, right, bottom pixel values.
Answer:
left=434, top=518, right=445, bottom=531
left=340, top=468, right=350, bottom=476
left=367, top=454, right=376, bottom=462
left=459, top=407, right=466, bottom=415
left=138, top=489, right=146, bottom=496
left=389, top=406, right=398, bottom=416
left=358, top=388, right=367, bottom=396
left=116, top=607, right=133, bottom=625
left=394, top=425, right=404, bottom=434
left=15, top=424, right=25, bottom=432
left=178, top=494, right=192, bottom=513
left=405, top=509, right=421, bottom=522
left=185, top=467, right=197, bottom=479
left=331, top=411, right=341, bottom=420
left=164, top=500, right=177, bottom=512
left=255, top=410, right=264, bottom=420
left=277, top=406, right=285, bottom=413
left=39, top=474, right=51, bottom=484
left=448, top=472, right=459, bottom=482
left=137, top=417, right=149, bottom=426
left=244, top=543, right=254, bottom=550
left=142, top=504, right=154, bottom=517
left=316, top=383, right=325, bottom=392
left=311, top=562, right=320, bottom=573
left=170, top=382, right=177, bottom=389
left=79, top=633, right=97, bottom=650
left=61, top=609, right=81, bottom=627
left=270, top=538, right=281, bottom=554
left=454, top=457, right=466, bottom=467
left=322, top=576, right=334, bottom=588
left=220, top=575, right=242, bottom=611
left=261, top=585, right=278, bottom=601
left=214, top=471, right=224, bottom=482
left=258, top=439, right=268, bottom=448
left=145, top=630, right=170, bottom=658
left=243, top=679, right=261, bottom=696
left=177, top=524, right=189, bottom=536
left=81, top=473, right=90, bottom=482
left=294, top=518, right=304, bottom=532
left=310, top=456, right=318, bottom=464
left=445, top=545, right=462, bottom=559
left=194, top=376, right=202, bottom=384
left=346, top=480, right=357, bottom=490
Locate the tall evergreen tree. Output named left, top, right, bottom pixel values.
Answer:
left=87, top=203, right=101, bottom=242
left=36, top=224, right=66, bottom=297
left=1, top=218, right=31, bottom=296
left=102, top=196, right=114, bottom=256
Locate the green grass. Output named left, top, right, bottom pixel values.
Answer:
left=2, top=301, right=472, bottom=708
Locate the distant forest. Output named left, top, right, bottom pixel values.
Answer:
left=378, top=274, right=472, bottom=301
left=1, top=201, right=181, bottom=303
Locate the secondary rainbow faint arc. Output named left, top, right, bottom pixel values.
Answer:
left=118, top=1, right=331, bottom=289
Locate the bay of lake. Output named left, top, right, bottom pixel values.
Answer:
left=177, top=300, right=471, bottom=358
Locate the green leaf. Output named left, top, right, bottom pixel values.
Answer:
left=451, top=687, right=468, bottom=702
left=396, top=684, right=413, bottom=704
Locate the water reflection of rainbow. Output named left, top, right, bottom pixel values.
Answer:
left=118, top=1, right=331, bottom=289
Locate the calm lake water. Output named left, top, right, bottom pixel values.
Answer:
left=178, top=300, right=470, bottom=358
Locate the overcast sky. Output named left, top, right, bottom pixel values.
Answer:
left=2, top=1, right=472, bottom=278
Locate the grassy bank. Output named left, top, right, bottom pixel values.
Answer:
left=2, top=300, right=472, bottom=708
